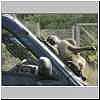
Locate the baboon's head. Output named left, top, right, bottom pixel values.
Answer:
left=38, top=57, right=53, bottom=77
left=72, top=54, right=86, bottom=72
left=47, top=35, right=61, bottom=45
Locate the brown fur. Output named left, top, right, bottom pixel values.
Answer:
left=47, top=35, right=86, bottom=79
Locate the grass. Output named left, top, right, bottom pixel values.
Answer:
left=1, top=43, right=21, bottom=71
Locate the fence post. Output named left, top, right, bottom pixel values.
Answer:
left=36, top=22, right=41, bottom=38
left=76, top=24, right=80, bottom=46
left=72, top=25, right=75, bottom=40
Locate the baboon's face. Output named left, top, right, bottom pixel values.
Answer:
left=47, top=36, right=56, bottom=45
left=72, top=54, right=86, bottom=72
left=79, top=63, right=84, bottom=71
left=47, top=35, right=60, bottom=45
left=48, top=38, right=56, bottom=45
left=78, top=59, right=86, bottom=73
left=38, top=57, right=52, bottom=76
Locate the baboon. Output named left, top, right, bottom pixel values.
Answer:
left=46, top=35, right=92, bottom=81
left=37, top=57, right=53, bottom=79
left=10, top=57, right=54, bottom=80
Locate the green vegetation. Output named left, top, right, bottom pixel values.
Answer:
left=1, top=43, right=21, bottom=71
left=2, top=14, right=98, bottom=85
left=17, top=14, right=97, bottom=29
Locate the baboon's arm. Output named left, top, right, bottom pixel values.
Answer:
left=68, top=45, right=96, bottom=53
left=62, top=40, right=96, bottom=53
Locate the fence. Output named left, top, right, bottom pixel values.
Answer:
left=72, top=23, right=98, bottom=46
left=23, top=21, right=98, bottom=47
